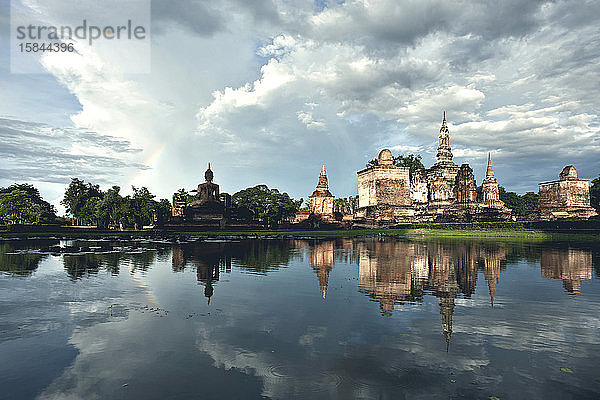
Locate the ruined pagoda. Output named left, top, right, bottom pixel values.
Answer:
left=425, top=112, right=460, bottom=202
left=482, top=153, right=505, bottom=208
left=309, top=166, right=335, bottom=218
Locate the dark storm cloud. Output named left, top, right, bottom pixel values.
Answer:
left=231, top=0, right=282, bottom=25
left=546, top=0, right=600, bottom=30
left=309, top=0, right=551, bottom=53
left=452, top=0, right=549, bottom=40
left=151, top=0, right=225, bottom=37
left=535, top=34, right=600, bottom=81
left=0, top=118, right=146, bottom=185
left=446, top=36, right=503, bottom=72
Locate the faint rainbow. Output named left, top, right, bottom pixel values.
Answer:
left=130, top=269, right=160, bottom=307
left=129, top=140, right=169, bottom=188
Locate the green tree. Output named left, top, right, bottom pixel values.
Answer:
left=366, top=158, right=378, bottom=168
left=154, top=199, right=172, bottom=225
left=61, top=178, right=102, bottom=225
left=499, top=186, right=523, bottom=213
left=0, top=184, right=56, bottom=224
left=394, top=154, right=425, bottom=177
left=590, top=176, right=600, bottom=212
left=334, top=196, right=359, bottom=214
left=96, top=186, right=125, bottom=229
left=127, top=186, right=156, bottom=229
left=497, top=187, right=539, bottom=215
left=231, top=185, right=302, bottom=226
left=176, top=188, right=197, bottom=203
left=81, top=197, right=100, bottom=226
left=366, top=153, right=425, bottom=177
left=521, top=192, right=539, bottom=211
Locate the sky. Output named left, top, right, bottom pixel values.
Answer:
left=1, top=0, right=599, bottom=214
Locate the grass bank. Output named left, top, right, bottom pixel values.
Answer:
left=1, top=226, right=598, bottom=242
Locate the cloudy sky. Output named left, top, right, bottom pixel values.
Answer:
left=1, top=0, right=599, bottom=213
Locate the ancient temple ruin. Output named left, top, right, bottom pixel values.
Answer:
left=355, top=149, right=414, bottom=223
left=309, top=166, right=335, bottom=219
left=170, top=163, right=226, bottom=227
left=538, top=166, right=598, bottom=220
left=424, top=112, right=460, bottom=202
left=355, top=114, right=512, bottom=225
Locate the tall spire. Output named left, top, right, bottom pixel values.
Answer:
left=435, top=112, right=453, bottom=165
left=316, top=166, right=329, bottom=190
left=486, top=153, right=495, bottom=179
left=440, top=111, right=448, bottom=134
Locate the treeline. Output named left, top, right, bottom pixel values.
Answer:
left=177, top=184, right=302, bottom=226
left=491, top=187, right=539, bottom=214
left=1, top=170, right=599, bottom=227
left=0, top=184, right=57, bottom=224
left=61, top=178, right=171, bottom=229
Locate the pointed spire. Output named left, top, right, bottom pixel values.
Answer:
left=440, top=111, right=449, bottom=134
left=486, top=153, right=495, bottom=179
left=435, top=112, right=453, bottom=165
left=315, top=166, right=329, bottom=191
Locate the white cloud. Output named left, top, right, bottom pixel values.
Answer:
left=2, top=0, right=600, bottom=201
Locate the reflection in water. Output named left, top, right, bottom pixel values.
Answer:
left=541, top=247, right=592, bottom=294
left=1, top=237, right=599, bottom=399
left=0, top=240, right=54, bottom=276
left=63, top=247, right=157, bottom=280
left=358, top=241, right=415, bottom=316
left=482, top=245, right=506, bottom=307
left=305, top=238, right=595, bottom=351
left=309, top=240, right=335, bottom=298
left=172, top=243, right=232, bottom=303
left=171, top=239, right=301, bottom=303
left=63, top=254, right=102, bottom=279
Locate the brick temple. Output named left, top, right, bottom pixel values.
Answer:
left=538, top=166, right=597, bottom=220
left=354, top=114, right=512, bottom=224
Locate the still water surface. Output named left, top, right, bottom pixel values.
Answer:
left=1, top=237, right=599, bottom=399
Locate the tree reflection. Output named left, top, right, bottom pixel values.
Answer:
left=61, top=241, right=158, bottom=280
left=63, top=254, right=102, bottom=280
left=228, top=239, right=296, bottom=274
left=0, top=241, right=51, bottom=276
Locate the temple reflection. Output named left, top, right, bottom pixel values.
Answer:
left=171, top=242, right=232, bottom=304
left=481, top=245, right=506, bottom=307
left=171, top=239, right=303, bottom=303
left=540, top=247, right=592, bottom=294
left=308, top=238, right=513, bottom=349
left=357, top=241, right=415, bottom=316
left=309, top=240, right=335, bottom=299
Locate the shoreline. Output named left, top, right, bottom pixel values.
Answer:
left=1, top=226, right=598, bottom=242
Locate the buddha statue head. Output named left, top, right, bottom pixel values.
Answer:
left=205, top=163, right=214, bottom=183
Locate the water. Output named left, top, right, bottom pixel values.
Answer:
left=1, top=237, right=599, bottom=399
